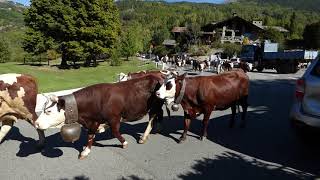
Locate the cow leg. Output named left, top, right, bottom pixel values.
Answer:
left=229, top=104, right=237, bottom=128
left=29, top=112, right=46, bottom=148
left=36, top=129, right=45, bottom=149
left=0, top=119, right=14, bottom=143
left=200, top=112, right=211, bottom=141
left=240, top=96, right=249, bottom=128
left=179, top=112, right=192, bottom=143
left=110, top=120, right=127, bottom=148
left=79, top=134, right=95, bottom=160
left=139, top=115, right=156, bottom=144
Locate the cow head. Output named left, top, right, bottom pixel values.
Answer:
left=35, top=95, right=66, bottom=130
left=156, top=73, right=186, bottom=105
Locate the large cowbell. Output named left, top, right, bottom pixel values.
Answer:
left=60, top=123, right=81, bottom=143
left=59, top=94, right=81, bottom=143
left=171, top=103, right=180, bottom=111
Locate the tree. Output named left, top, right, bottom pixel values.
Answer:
left=121, top=29, right=138, bottom=61
left=0, top=38, right=10, bottom=63
left=24, top=0, right=120, bottom=68
left=289, top=12, right=299, bottom=39
left=303, top=21, right=320, bottom=49
left=262, top=28, right=285, bottom=45
left=222, top=43, right=242, bottom=58
left=152, top=27, right=171, bottom=46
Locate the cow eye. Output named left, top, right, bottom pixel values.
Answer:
left=45, top=110, right=51, bottom=115
left=166, top=82, right=173, bottom=90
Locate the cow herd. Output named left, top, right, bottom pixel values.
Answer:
left=0, top=69, right=249, bottom=160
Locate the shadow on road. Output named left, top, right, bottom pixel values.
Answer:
left=177, top=152, right=314, bottom=180
left=60, top=175, right=90, bottom=180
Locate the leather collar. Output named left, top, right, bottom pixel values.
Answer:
left=174, top=78, right=186, bottom=104
left=60, top=94, right=78, bottom=124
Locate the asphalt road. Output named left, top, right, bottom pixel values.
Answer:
left=0, top=67, right=319, bottom=180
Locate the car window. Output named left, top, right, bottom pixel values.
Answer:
left=311, top=58, right=320, bottom=77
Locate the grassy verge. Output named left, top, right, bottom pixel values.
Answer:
left=0, top=58, right=157, bottom=93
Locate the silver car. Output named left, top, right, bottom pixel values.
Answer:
left=290, top=55, right=320, bottom=129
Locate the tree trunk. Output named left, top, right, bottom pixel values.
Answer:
left=59, top=52, right=69, bottom=69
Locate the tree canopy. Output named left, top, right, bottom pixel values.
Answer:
left=24, top=0, right=120, bottom=68
left=303, top=21, right=320, bottom=49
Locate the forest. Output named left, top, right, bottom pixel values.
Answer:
left=0, top=0, right=319, bottom=65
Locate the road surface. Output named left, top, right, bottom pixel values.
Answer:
left=0, top=68, right=319, bottom=180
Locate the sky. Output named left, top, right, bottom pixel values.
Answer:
left=12, top=0, right=226, bottom=6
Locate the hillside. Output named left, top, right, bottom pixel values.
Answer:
left=0, top=1, right=25, bottom=28
left=241, top=0, right=320, bottom=12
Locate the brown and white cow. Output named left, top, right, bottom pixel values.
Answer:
left=155, top=70, right=249, bottom=143
left=0, top=73, right=45, bottom=147
left=35, top=74, right=164, bottom=159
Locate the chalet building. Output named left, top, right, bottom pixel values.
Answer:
left=171, top=26, right=188, bottom=38
left=201, top=15, right=289, bottom=44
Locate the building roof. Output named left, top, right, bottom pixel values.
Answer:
left=172, top=27, right=188, bottom=33
left=162, top=39, right=177, bottom=46
left=201, top=16, right=264, bottom=33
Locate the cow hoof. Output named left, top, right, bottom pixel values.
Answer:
left=178, top=137, right=186, bottom=144
left=138, top=139, right=146, bottom=144
left=199, top=136, right=207, bottom=141
left=78, top=155, right=87, bottom=160
left=122, top=141, right=128, bottom=149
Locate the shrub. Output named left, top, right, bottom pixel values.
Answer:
left=0, top=38, right=11, bottom=63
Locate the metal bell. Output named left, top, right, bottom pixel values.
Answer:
left=60, top=123, right=81, bottom=143
left=171, top=103, right=180, bottom=111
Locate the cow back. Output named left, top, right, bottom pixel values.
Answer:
left=73, top=74, right=162, bottom=124
left=0, top=74, right=38, bottom=121
left=181, top=70, right=249, bottom=109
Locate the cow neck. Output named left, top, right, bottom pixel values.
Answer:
left=174, top=78, right=186, bottom=104
left=60, top=94, right=78, bottom=124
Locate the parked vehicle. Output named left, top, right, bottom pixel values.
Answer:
left=290, top=55, right=320, bottom=132
left=240, top=42, right=304, bottom=73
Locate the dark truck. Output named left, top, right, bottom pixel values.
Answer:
left=240, top=42, right=304, bottom=73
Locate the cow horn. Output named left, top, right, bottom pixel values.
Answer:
left=42, top=94, right=49, bottom=111
left=160, top=70, right=170, bottom=75
left=49, top=95, right=59, bottom=103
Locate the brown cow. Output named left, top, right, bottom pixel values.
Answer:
left=116, top=70, right=178, bottom=136
left=35, top=74, right=164, bottom=159
left=155, top=70, right=249, bottom=143
left=0, top=73, right=45, bottom=147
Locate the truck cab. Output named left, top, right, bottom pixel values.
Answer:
left=240, top=44, right=262, bottom=71
left=240, top=42, right=301, bottom=74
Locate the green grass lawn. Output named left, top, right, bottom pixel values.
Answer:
left=0, top=58, right=157, bottom=93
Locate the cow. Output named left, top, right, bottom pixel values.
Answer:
left=192, top=60, right=209, bottom=72
left=116, top=70, right=182, bottom=136
left=0, top=73, right=45, bottom=147
left=155, top=70, right=249, bottom=143
left=218, top=61, right=251, bottom=74
left=34, top=74, right=164, bottom=159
